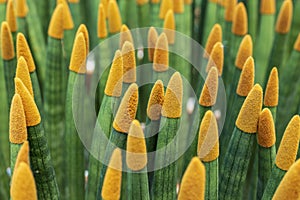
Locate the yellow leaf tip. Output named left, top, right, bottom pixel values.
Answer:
left=148, top=27, right=158, bottom=62
left=1, top=21, right=15, bottom=60
left=98, top=3, right=108, bottom=39
left=232, top=2, right=248, bottom=36
left=199, top=67, right=219, bottom=107
left=57, top=0, right=74, bottom=29
left=264, top=67, right=278, bottom=107
left=121, top=41, right=136, bottom=83
left=16, top=56, right=34, bottom=96
left=276, top=0, right=293, bottom=34
left=48, top=4, right=64, bottom=39
left=163, top=9, right=175, bottom=44
left=108, top=0, right=122, bottom=34
left=153, top=33, right=169, bottom=72
left=294, top=34, right=300, bottom=51
left=206, top=42, right=224, bottom=76
left=14, top=141, right=30, bottom=172
left=236, top=56, right=255, bottom=96
left=147, top=80, right=164, bottom=120
left=159, top=0, right=173, bottom=19
left=17, top=33, right=36, bottom=72
left=120, top=24, right=134, bottom=49
left=6, top=0, right=17, bottom=32
left=76, top=24, right=90, bottom=54
left=260, top=0, right=275, bottom=14
left=16, top=0, right=27, bottom=17
left=235, top=34, right=253, bottom=69
left=69, top=33, right=87, bottom=73
left=204, top=23, right=222, bottom=58
left=257, top=108, right=276, bottom=147
left=173, top=0, right=184, bottom=13
left=225, top=0, right=237, bottom=22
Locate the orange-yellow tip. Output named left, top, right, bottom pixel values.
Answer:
left=147, top=80, right=164, bottom=120
left=16, top=57, right=34, bottom=96
left=56, top=0, right=74, bottom=29
left=173, top=0, right=184, bottom=13
left=275, top=115, right=300, bottom=171
left=236, top=84, right=263, bottom=133
left=1, top=22, right=15, bottom=60
left=206, top=42, right=224, bottom=76
left=14, top=141, right=30, bottom=172
left=9, top=94, right=27, bottom=144
left=264, top=67, right=278, bottom=107
left=294, top=34, right=300, bottom=51
left=163, top=9, right=175, bottom=44
left=105, top=50, right=123, bottom=97
left=121, top=41, right=136, bottom=83
left=16, top=0, right=27, bottom=17
left=101, top=0, right=109, bottom=18
left=184, top=0, right=193, bottom=4
left=17, top=33, right=36, bottom=72
left=98, top=3, right=107, bottom=39
left=120, top=24, right=134, bottom=49
left=48, top=4, right=64, bottom=39
left=198, top=111, right=219, bottom=162
left=260, top=0, right=275, bottom=15
left=101, top=148, right=122, bottom=200
left=0, top=0, right=7, bottom=3
left=76, top=24, right=89, bottom=55
left=161, top=72, right=182, bottom=118
left=204, top=24, right=222, bottom=58
left=232, top=2, right=248, bottom=36
left=178, top=157, right=205, bottom=200
left=199, top=67, right=218, bottom=107
left=6, top=0, right=17, bottom=32
left=236, top=56, right=254, bottom=97
left=159, top=0, right=173, bottom=19
left=126, top=120, right=147, bottom=171
left=235, top=34, right=253, bottom=69
left=257, top=108, right=276, bottom=148
left=276, top=0, right=293, bottom=34
left=10, top=162, right=37, bottom=200
left=225, top=0, right=237, bottom=22
left=153, top=33, right=169, bottom=72
left=218, top=0, right=226, bottom=7
left=113, top=84, right=138, bottom=133
left=69, top=33, right=87, bottom=73
left=148, top=27, right=158, bottom=62
left=15, top=78, right=41, bottom=126
left=108, top=0, right=122, bottom=34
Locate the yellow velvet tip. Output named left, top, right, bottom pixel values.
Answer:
left=206, top=42, right=224, bottom=76
left=184, top=0, right=193, bottom=5
left=264, top=67, right=278, bottom=107
left=76, top=24, right=89, bottom=54
left=15, top=78, right=41, bottom=127
left=6, top=0, right=17, bottom=32
left=68, top=0, right=79, bottom=3
left=173, top=0, right=184, bottom=13
left=108, top=0, right=122, bottom=34
left=69, top=33, right=86, bottom=73
left=16, top=57, right=34, bottom=96
left=126, top=120, right=147, bottom=171
left=101, top=0, right=109, bottom=19
left=218, top=0, right=226, bottom=7
left=232, top=2, right=248, bottom=36
left=151, top=0, right=160, bottom=3
left=225, top=0, right=237, bottom=22
left=199, top=67, right=218, bottom=107
left=235, top=34, right=253, bottom=69
left=276, top=0, right=293, bottom=34
left=147, top=80, right=164, bottom=120
left=276, top=115, right=300, bottom=171
left=98, top=3, right=107, bottom=38
left=162, top=72, right=183, bottom=118
left=294, top=34, right=300, bottom=51
left=120, top=24, right=134, bottom=49
left=0, top=0, right=7, bottom=3
left=113, top=84, right=138, bottom=133
left=236, top=56, right=254, bottom=97
left=16, top=0, right=27, bottom=17
left=102, top=148, right=122, bottom=200
left=159, top=0, right=173, bottom=19
left=17, top=33, right=36, bottom=72
left=10, top=162, right=37, bottom=200
left=1, top=22, right=15, bottom=60
left=198, top=111, right=219, bottom=162
left=260, top=0, right=275, bottom=14
left=153, top=33, right=169, bottom=72
left=148, top=27, right=158, bottom=62
left=273, top=159, right=300, bottom=200
left=9, top=94, right=27, bottom=144
left=257, top=108, right=276, bottom=147
left=204, top=24, right=222, bottom=58
left=163, top=9, right=175, bottom=44
left=56, top=0, right=74, bottom=29
left=105, top=50, right=123, bottom=97
left=48, top=4, right=64, bottom=39
left=121, top=41, right=136, bottom=83
left=178, top=157, right=205, bottom=200
left=14, top=141, right=30, bottom=172
left=137, top=0, right=148, bottom=5
left=236, top=84, right=263, bottom=133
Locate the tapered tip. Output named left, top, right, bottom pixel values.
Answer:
left=225, top=0, right=237, bottom=22
left=276, top=0, right=293, bottom=34
left=162, top=72, right=183, bottom=118
left=56, top=0, right=74, bottom=29
left=105, top=50, right=123, bottom=97
left=148, top=27, right=158, bottom=62
left=76, top=24, right=89, bottom=54
left=16, top=0, right=27, bottom=17
left=232, top=2, right=248, bottom=36
left=17, top=33, right=36, bottom=72
left=235, top=34, right=253, bottom=69
left=1, top=22, right=15, bottom=60
left=159, top=0, right=173, bottom=19
left=69, top=33, right=87, bottom=73
left=120, top=24, right=134, bottom=49
left=206, top=42, right=224, bottom=76
left=236, top=84, right=263, bottom=133
left=257, top=108, right=276, bottom=147
left=198, top=111, right=219, bottom=162
left=0, top=0, right=7, bottom=3
left=10, top=162, right=37, bottom=200
left=204, top=24, right=222, bottom=58
left=147, top=80, right=164, bottom=120
left=264, top=67, right=278, bottom=107
left=173, top=0, right=184, bottom=13
left=126, top=120, right=147, bottom=171
left=260, top=0, right=275, bottom=14
left=14, top=141, right=30, bottom=172
left=153, top=33, right=169, bottom=72
left=9, top=94, right=27, bottom=144
left=163, top=9, right=175, bottom=44
left=108, top=0, right=122, bottom=34
left=98, top=3, right=107, bottom=38
left=294, top=34, right=300, bottom=51
left=15, top=78, right=41, bottom=126
left=16, top=57, right=34, bottom=96
left=48, top=4, right=64, bottom=39
left=276, top=115, right=300, bottom=171
left=200, top=67, right=218, bottom=107
left=178, top=157, right=205, bottom=200
left=184, top=0, right=192, bottom=4
left=6, top=0, right=17, bottom=32
left=113, top=84, right=139, bottom=133
left=236, top=56, right=254, bottom=96
left=121, top=41, right=136, bottom=83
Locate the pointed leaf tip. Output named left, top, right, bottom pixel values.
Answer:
left=48, top=4, right=64, bottom=39
left=257, top=108, right=276, bottom=147
left=276, top=0, right=293, bottom=34
left=147, top=80, right=164, bottom=120
left=232, top=2, right=248, bottom=36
